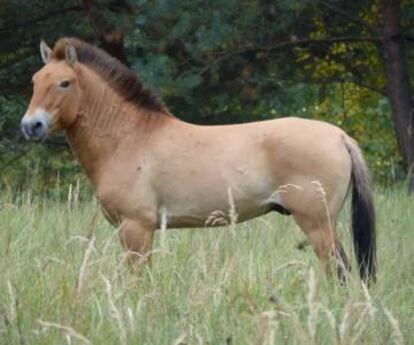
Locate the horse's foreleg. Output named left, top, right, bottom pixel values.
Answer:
left=294, top=215, right=351, bottom=281
left=119, top=219, right=155, bottom=266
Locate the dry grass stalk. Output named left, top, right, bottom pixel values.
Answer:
left=350, top=306, right=370, bottom=345
left=174, top=318, right=203, bottom=345
left=172, top=333, right=187, bottom=345
left=340, top=300, right=374, bottom=345
left=275, top=260, right=308, bottom=273
left=85, top=206, right=100, bottom=239
left=319, top=306, right=339, bottom=344
left=25, top=188, right=32, bottom=208
left=256, top=310, right=277, bottom=345
left=361, top=281, right=375, bottom=321
left=339, top=300, right=356, bottom=345
left=311, top=180, right=333, bottom=237
left=101, top=230, right=120, bottom=259
left=126, top=306, right=135, bottom=333
left=227, top=187, right=238, bottom=235
left=38, top=320, right=91, bottom=344
left=205, top=210, right=228, bottom=227
left=270, top=184, right=303, bottom=201
left=204, top=187, right=239, bottom=229
left=7, top=280, right=16, bottom=322
left=347, top=282, right=377, bottom=344
left=101, top=274, right=127, bottom=345
left=74, top=179, right=80, bottom=207
left=267, top=287, right=308, bottom=344
left=76, top=235, right=96, bottom=299
left=384, top=307, right=405, bottom=345
left=67, top=183, right=73, bottom=210
left=159, top=207, right=168, bottom=255
left=307, top=268, right=319, bottom=344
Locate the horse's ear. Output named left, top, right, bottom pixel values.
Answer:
left=65, top=43, right=78, bottom=66
left=40, top=40, right=52, bottom=64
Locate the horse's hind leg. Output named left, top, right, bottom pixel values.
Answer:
left=119, top=218, right=155, bottom=266
left=294, top=214, right=351, bottom=281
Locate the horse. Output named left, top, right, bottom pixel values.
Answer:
left=21, top=38, right=376, bottom=283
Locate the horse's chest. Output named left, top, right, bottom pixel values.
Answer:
left=98, top=192, right=123, bottom=225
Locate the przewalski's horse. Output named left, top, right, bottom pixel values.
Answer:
left=21, top=38, right=376, bottom=283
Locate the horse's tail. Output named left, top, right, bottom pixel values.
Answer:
left=344, top=136, right=376, bottom=283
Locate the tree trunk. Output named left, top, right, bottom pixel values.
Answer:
left=381, top=0, right=414, bottom=190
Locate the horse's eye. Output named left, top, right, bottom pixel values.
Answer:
left=60, top=80, right=70, bottom=88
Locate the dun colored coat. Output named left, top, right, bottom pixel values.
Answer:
left=21, top=38, right=376, bottom=282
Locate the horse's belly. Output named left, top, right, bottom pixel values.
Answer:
left=160, top=201, right=269, bottom=228
left=157, top=182, right=279, bottom=229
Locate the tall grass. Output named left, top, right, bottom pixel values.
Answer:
left=0, top=186, right=413, bottom=344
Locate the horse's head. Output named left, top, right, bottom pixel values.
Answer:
left=21, top=40, right=82, bottom=141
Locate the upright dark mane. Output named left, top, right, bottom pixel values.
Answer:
left=52, top=37, right=166, bottom=113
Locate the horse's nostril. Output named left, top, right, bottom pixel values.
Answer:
left=30, top=120, right=46, bottom=139
left=21, top=116, right=48, bottom=140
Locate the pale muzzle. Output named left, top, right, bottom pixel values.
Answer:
left=21, top=108, right=52, bottom=142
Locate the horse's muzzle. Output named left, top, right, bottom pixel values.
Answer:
left=21, top=113, right=49, bottom=142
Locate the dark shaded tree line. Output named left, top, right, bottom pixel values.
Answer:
left=1, top=0, right=414, bottom=190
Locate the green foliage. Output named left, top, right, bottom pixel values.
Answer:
left=309, top=83, right=403, bottom=184
left=0, top=0, right=411, bottom=187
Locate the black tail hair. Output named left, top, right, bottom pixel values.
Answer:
left=344, top=136, right=376, bottom=283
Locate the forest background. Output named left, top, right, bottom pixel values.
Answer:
left=1, top=0, right=414, bottom=193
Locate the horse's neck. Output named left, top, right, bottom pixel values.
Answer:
left=65, top=65, right=176, bottom=185
left=65, top=71, right=134, bottom=184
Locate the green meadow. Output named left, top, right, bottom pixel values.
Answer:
left=0, top=186, right=412, bottom=345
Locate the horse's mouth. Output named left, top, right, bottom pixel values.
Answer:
left=21, top=123, right=49, bottom=142
left=21, top=110, right=52, bottom=142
